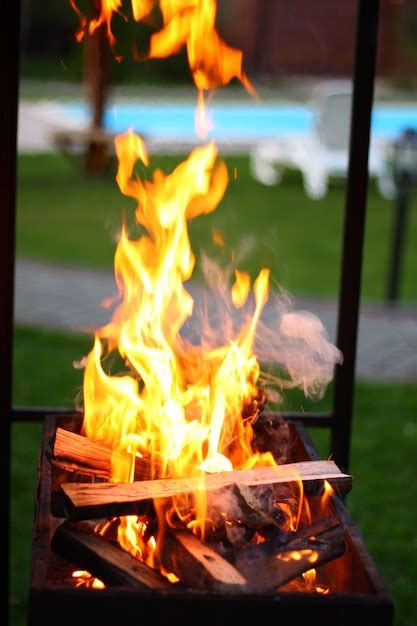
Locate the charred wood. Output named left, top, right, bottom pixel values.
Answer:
left=161, top=530, right=246, bottom=592
left=51, top=520, right=171, bottom=590
left=234, top=522, right=346, bottom=592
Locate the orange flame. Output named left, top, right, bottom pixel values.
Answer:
left=149, top=0, right=257, bottom=137
left=70, top=0, right=126, bottom=50
left=68, top=0, right=339, bottom=589
left=72, top=570, right=105, bottom=589
left=81, top=129, right=274, bottom=562
left=131, top=0, right=157, bottom=21
left=69, top=0, right=257, bottom=138
left=149, top=0, right=256, bottom=94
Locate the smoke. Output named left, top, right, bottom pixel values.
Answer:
left=182, top=255, right=342, bottom=404
left=255, top=298, right=343, bottom=400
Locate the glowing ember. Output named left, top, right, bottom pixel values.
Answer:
left=72, top=570, right=105, bottom=589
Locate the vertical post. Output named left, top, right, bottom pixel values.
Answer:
left=332, top=0, right=380, bottom=472
left=0, top=2, right=20, bottom=624
left=83, top=22, right=110, bottom=173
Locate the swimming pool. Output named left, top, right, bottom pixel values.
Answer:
left=59, top=100, right=417, bottom=142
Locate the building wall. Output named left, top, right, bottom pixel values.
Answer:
left=217, top=0, right=417, bottom=80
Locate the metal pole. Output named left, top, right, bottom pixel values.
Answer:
left=332, top=0, right=380, bottom=472
left=386, top=173, right=410, bottom=304
left=0, top=3, right=20, bottom=624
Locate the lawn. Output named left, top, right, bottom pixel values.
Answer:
left=16, top=152, right=417, bottom=303
left=10, top=325, right=417, bottom=626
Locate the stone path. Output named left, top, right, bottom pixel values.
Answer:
left=14, top=257, right=417, bottom=383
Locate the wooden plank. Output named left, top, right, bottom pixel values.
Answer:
left=61, top=460, right=352, bottom=520
left=50, top=427, right=156, bottom=481
left=51, top=520, right=171, bottom=590
left=162, top=531, right=246, bottom=592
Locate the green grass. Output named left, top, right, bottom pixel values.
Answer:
left=11, top=327, right=91, bottom=626
left=17, top=153, right=417, bottom=303
left=10, top=325, right=417, bottom=626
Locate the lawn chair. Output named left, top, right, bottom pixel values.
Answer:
left=249, top=79, right=396, bottom=199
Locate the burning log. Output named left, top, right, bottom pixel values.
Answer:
left=234, top=521, right=346, bottom=592
left=61, top=460, right=352, bottom=520
left=51, top=520, right=171, bottom=590
left=50, top=427, right=157, bottom=481
left=162, top=530, right=247, bottom=591
left=233, top=514, right=341, bottom=561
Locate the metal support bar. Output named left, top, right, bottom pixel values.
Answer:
left=10, top=406, right=334, bottom=427
left=0, top=4, right=21, bottom=625
left=11, top=406, right=83, bottom=422
left=264, top=412, right=334, bottom=428
left=332, top=0, right=380, bottom=472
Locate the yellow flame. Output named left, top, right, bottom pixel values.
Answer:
left=70, top=0, right=126, bottom=50
left=149, top=0, right=257, bottom=138
left=82, top=130, right=273, bottom=562
left=131, top=0, right=157, bottom=21
left=68, top=0, right=335, bottom=590
left=72, top=570, right=105, bottom=589
left=69, top=0, right=257, bottom=138
left=231, top=270, right=251, bottom=309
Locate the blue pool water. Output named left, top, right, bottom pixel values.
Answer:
left=60, top=100, right=417, bottom=142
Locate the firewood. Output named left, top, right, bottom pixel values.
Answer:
left=51, top=520, right=171, bottom=590
left=61, top=460, right=352, bottom=520
left=162, top=530, right=246, bottom=591
left=235, top=483, right=297, bottom=529
left=234, top=514, right=341, bottom=562
left=234, top=522, right=345, bottom=592
left=50, top=427, right=157, bottom=481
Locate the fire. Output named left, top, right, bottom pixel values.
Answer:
left=82, top=129, right=277, bottom=562
left=148, top=0, right=257, bottom=136
left=72, top=570, right=105, bottom=589
left=68, top=0, right=341, bottom=589
left=70, top=0, right=126, bottom=49
left=69, top=0, right=256, bottom=137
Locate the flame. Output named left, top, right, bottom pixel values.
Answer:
left=131, top=0, right=157, bottom=21
left=69, top=0, right=257, bottom=139
left=302, top=569, right=329, bottom=595
left=68, top=0, right=339, bottom=591
left=231, top=270, right=251, bottom=309
left=72, top=570, right=105, bottom=589
left=149, top=0, right=256, bottom=94
left=149, top=0, right=257, bottom=138
left=70, top=0, right=126, bottom=51
left=82, top=129, right=274, bottom=562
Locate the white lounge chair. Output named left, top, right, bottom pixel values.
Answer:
left=249, top=79, right=396, bottom=199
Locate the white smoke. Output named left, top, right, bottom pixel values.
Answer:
left=182, top=256, right=343, bottom=403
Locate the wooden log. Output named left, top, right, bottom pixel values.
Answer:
left=234, top=522, right=346, bottom=592
left=51, top=520, right=171, bottom=590
left=162, top=530, right=246, bottom=592
left=50, top=428, right=157, bottom=481
left=61, top=460, right=352, bottom=520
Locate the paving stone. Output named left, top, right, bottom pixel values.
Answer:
left=14, top=258, right=417, bottom=382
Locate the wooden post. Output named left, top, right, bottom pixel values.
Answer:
left=83, top=15, right=111, bottom=173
